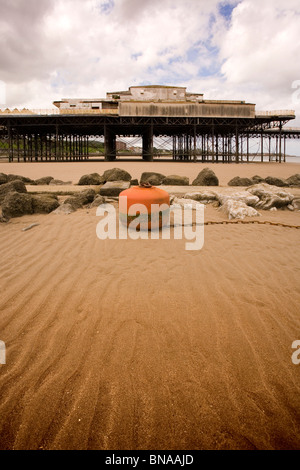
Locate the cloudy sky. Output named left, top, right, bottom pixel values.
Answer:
left=1, top=0, right=300, bottom=152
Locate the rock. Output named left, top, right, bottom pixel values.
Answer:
left=7, top=174, right=35, bottom=185
left=78, top=173, right=105, bottom=185
left=0, top=214, right=9, bottom=223
left=247, top=183, right=294, bottom=210
left=220, top=199, right=260, bottom=220
left=270, top=207, right=277, bottom=212
left=53, top=204, right=76, bottom=215
left=49, top=179, right=72, bottom=186
left=286, top=174, right=300, bottom=187
left=228, top=176, right=254, bottom=187
left=130, top=179, right=139, bottom=186
left=287, top=204, right=295, bottom=211
left=31, top=195, right=59, bottom=214
left=140, top=172, right=166, bottom=186
left=0, top=180, right=27, bottom=204
left=0, top=173, right=8, bottom=185
left=172, top=197, right=202, bottom=210
left=217, top=191, right=260, bottom=207
left=91, top=195, right=106, bottom=208
left=184, top=191, right=217, bottom=202
left=252, top=175, right=265, bottom=184
left=64, top=189, right=96, bottom=210
left=102, top=168, right=132, bottom=182
left=192, top=168, right=219, bottom=186
left=162, top=175, right=189, bottom=186
left=264, top=176, right=289, bottom=187
left=292, top=198, right=300, bottom=210
left=1, top=192, right=33, bottom=219
left=100, top=181, right=131, bottom=197
left=35, top=176, right=54, bottom=185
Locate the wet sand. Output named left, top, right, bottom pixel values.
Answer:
left=0, top=162, right=299, bottom=450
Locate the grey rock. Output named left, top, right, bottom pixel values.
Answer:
left=64, top=189, right=96, bottom=209
left=292, top=198, right=300, bottom=210
left=100, top=181, right=130, bottom=197
left=220, top=199, right=260, bottom=220
left=184, top=191, right=217, bottom=202
left=130, top=179, right=139, bottom=186
left=0, top=173, right=8, bottom=185
left=49, top=179, right=72, bottom=186
left=53, top=204, right=76, bottom=215
left=102, top=168, right=132, bottom=182
left=91, top=195, right=106, bottom=207
left=247, top=183, right=294, bottom=210
left=162, top=175, right=189, bottom=186
left=0, top=180, right=27, bottom=204
left=140, top=172, right=166, bottom=186
left=228, top=176, right=254, bottom=187
left=35, top=176, right=54, bottom=185
left=217, top=191, right=260, bottom=207
left=192, top=168, right=219, bottom=186
left=2, top=192, right=33, bottom=219
left=286, top=174, right=300, bottom=187
left=78, top=173, right=105, bottom=185
left=7, top=174, right=35, bottom=185
left=264, top=176, right=289, bottom=187
left=252, top=175, right=265, bottom=184
left=31, top=194, right=59, bottom=214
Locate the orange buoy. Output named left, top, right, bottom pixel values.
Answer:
left=119, top=183, right=170, bottom=229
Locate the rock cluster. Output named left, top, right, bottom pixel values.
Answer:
left=228, top=173, right=300, bottom=188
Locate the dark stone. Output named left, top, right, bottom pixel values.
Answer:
left=49, top=179, right=72, bottom=186
left=2, top=192, right=33, bottom=219
left=140, top=172, right=166, bottom=186
left=35, top=176, right=54, bottom=185
left=228, top=176, right=254, bottom=187
left=7, top=174, right=35, bottom=185
left=31, top=195, right=59, bottom=214
left=0, top=173, right=8, bottom=185
left=91, top=195, right=106, bottom=207
left=78, top=173, right=105, bottom=185
left=264, top=176, right=289, bottom=187
left=162, top=175, right=189, bottom=186
left=102, top=168, right=132, bottom=182
left=130, top=179, right=139, bottom=186
left=252, top=175, right=265, bottom=184
left=192, top=168, right=219, bottom=186
left=286, top=174, right=300, bottom=187
left=64, top=189, right=96, bottom=209
left=0, top=180, right=27, bottom=204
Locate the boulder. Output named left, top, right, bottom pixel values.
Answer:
left=252, top=175, right=265, bottom=184
left=162, top=175, right=189, bottom=186
left=53, top=204, right=76, bottom=215
left=49, top=179, right=72, bottom=186
left=220, top=199, right=260, bottom=220
left=100, top=181, right=130, bottom=197
left=140, top=172, right=166, bottom=186
left=31, top=194, right=59, bottom=214
left=192, top=168, right=219, bottom=186
left=286, top=174, right=300, bottom=187
left=91, top=195, right=106, bottom=208
left=228, top=176, right=254, bottom=187
left=292, top=198, right=300, bottom=210
left=0, top=180, right=27, bottom=204
left=0, top=173, right=8, bottom=185
left=64, top=189, right=95, bottom=209
left=130, top=179, right=139, bottom=186
left=78, top=173, right=105, bottom=185
left=247, top=183, right=294, bottom=210
left=1, top=192, right=33, bottom=219
left=264, top=176, right=289, bottom=187
left=171, top=197, right=202, bottom=210
left=7, top=174, right=35, bottom=185
left=102, top=168, right=132, bottom=182
left=184, top=191, right=217, bottom=202
left=217, top=192, right=260, bottom=208
left=35, top=176, right=54, bottom=185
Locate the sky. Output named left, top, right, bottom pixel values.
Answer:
left=0, top=0, right=300, bottom=154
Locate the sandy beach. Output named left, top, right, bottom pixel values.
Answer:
left=0, top=161, right=300, bottom=450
